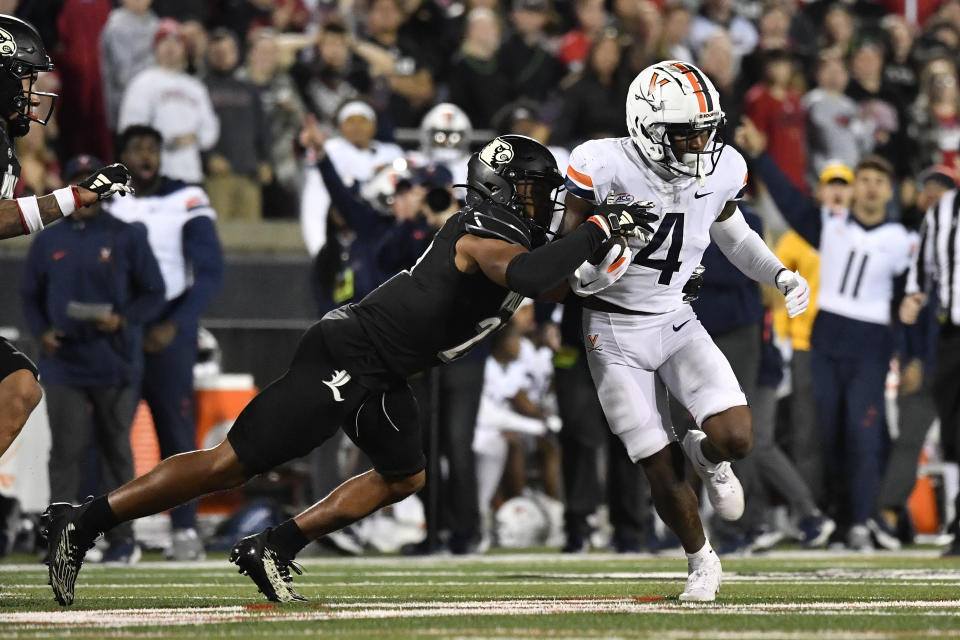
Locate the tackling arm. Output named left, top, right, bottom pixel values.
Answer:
left=457, top=221, right=608, bottom=298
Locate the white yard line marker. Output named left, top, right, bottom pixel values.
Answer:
left=2, top=598, right=960, bottom=629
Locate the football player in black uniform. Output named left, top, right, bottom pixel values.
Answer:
left=0, top=15, right=133, bottom=464
left=41, top=131, right=656, bottom=605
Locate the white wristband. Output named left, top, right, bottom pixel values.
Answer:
left=16, top=195, right=42, bottom=234
left=53, top=186, right=78, bottom=217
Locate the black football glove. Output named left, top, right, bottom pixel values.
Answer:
left=78, top=163, right=135, bottom=201
left=682, top=264, right=706, bottom=303
left=588, top=198, right=658, bottom=242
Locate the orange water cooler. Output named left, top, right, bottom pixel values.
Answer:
left=129, top=373, right=257, bottom=515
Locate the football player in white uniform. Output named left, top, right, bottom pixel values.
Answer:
left=409, top=102, right=473, bottom=188
left=564, top=61, right=811, bottom=601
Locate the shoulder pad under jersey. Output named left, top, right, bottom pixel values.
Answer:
left=459, top=201, right=533, bottom=249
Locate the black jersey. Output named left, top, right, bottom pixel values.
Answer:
left=0, top=124, right=20, bottom=199
left=321, top=203, right=523, bottom=385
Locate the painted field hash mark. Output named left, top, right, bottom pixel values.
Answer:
left=3, top=599, right=960, bottom=629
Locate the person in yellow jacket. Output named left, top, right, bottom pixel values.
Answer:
left=773, top=162, right=852, bottom=506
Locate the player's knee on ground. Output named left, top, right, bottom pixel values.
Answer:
left=705, top=407, right=754, bottom=460
left=382, top=470, right=426, bottom=502
left=0, top=370, right=42, bottom=433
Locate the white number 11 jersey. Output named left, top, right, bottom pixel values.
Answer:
left=565, top=137, right=748, bottom=313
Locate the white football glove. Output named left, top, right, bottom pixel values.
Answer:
left=569, top=241, right=633, bottom=296
left=776, top=269, right=810, bottom=318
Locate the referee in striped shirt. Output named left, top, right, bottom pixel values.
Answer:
left=902, top=183, right=960, bottom=557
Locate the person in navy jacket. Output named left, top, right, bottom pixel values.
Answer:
left=104, top=125, right=224, bottom=560
left=20, top=154, right=165, bottom=563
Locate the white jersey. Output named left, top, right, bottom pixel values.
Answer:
left=516, top=338, right=553, bottom=406
left=324, top=136, right=404, bottom=188
left=565, top=137, right=748, bottom=313
left=817, top=209, right=917, bottom=325
left=118, top=67, right=220, bottom=184
left=105, top=180, right=217, bottom=301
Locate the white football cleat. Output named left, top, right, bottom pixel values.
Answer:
left=679, top=552, right=722, bottom=602
left=682, top=430, right=744, bottom=521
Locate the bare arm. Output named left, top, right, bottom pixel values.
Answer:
left=455, top=234, right=526, bottom=286
left=388, top=69, right=434, bottom=104
left=0, top=187, right=100, bottom=240
left=511, top=389, right=545, bottom=419
left=716, top=200, right=737, bottom=222
left=560, top=193, right=595, bottom=236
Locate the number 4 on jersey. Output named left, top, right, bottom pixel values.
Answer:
left=633, top=211, right=684, bottom=284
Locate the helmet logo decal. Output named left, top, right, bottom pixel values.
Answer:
left=0, top=28, right=16, bottom=57
left=479, top=137, right=514, bottom=168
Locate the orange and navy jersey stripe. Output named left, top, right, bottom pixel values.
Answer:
left=565, top=165, right=596, bottom=201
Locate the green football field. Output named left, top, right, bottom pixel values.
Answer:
left=2, top=549, right=960, bottom=639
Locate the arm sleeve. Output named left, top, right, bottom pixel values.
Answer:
left=166, top=216, right=223, bottom=325
left=317, top=155, right=383, bottom=239
left=906, top=207, right=934, bottom=295
left=752, top=152, right=822, bottom=247
left=703, top=208, right=765, bottom=287
left=710, top=207, right=786, bottom=287
left=196, top=84, right=221, bottom=151
left=120, top=226, right=167, bottom=325
left=300, top=164, right=330, bottom=256
left=18, top=235, right=50, bottom=338
left=505, top=222, right=607, bottom=298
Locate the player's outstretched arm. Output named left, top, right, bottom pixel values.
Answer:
left=0, top=163, right=134, bottom=240
left=710, top=201, right=810, bottom=317
left=457, top=204, right=654, bottom=298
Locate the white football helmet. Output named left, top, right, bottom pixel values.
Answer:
left=361, top=159, right=412, bottom=214
left=495, top=496, right=548, bottom=548
left=626, top=60, right=726, bottom=182
left=419, top=102, right=473, bottom=163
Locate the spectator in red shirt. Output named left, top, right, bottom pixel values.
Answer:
left=558, top=0, right=609, bottom=72
left=55, top=0, right=114, bottom=161
left=744, top=49, right=808, bottom=193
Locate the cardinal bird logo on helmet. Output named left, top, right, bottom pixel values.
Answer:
left=0, top=29, right=16, bottom=57
left=479, top=138, right=515, bottom=168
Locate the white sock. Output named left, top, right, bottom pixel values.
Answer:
left=684, top=431, right=713, bottom=471
left=686, top=539, right=715, bottom=571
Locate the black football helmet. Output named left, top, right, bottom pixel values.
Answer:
left=0, top=15, right=55, bottom=138
left=462, top=135, right=564, bottom=248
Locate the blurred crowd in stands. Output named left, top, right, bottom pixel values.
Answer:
left=8, top=0, right=960, bottom=559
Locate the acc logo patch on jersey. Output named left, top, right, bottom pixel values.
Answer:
left=609, top=192, right=634, bottom=204
left=0, top=28, right=16, bottom=57
left=479, top=137, right=514, bottom=168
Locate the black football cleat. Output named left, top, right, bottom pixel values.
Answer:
left=230, top=528, right=306, bottom=603
left=39, top=501, right=98, bottom=606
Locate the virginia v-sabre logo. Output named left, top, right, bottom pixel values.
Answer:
left=323, top=370, right=351, bottom=402
left=586, top=334, right=603, bottom=352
